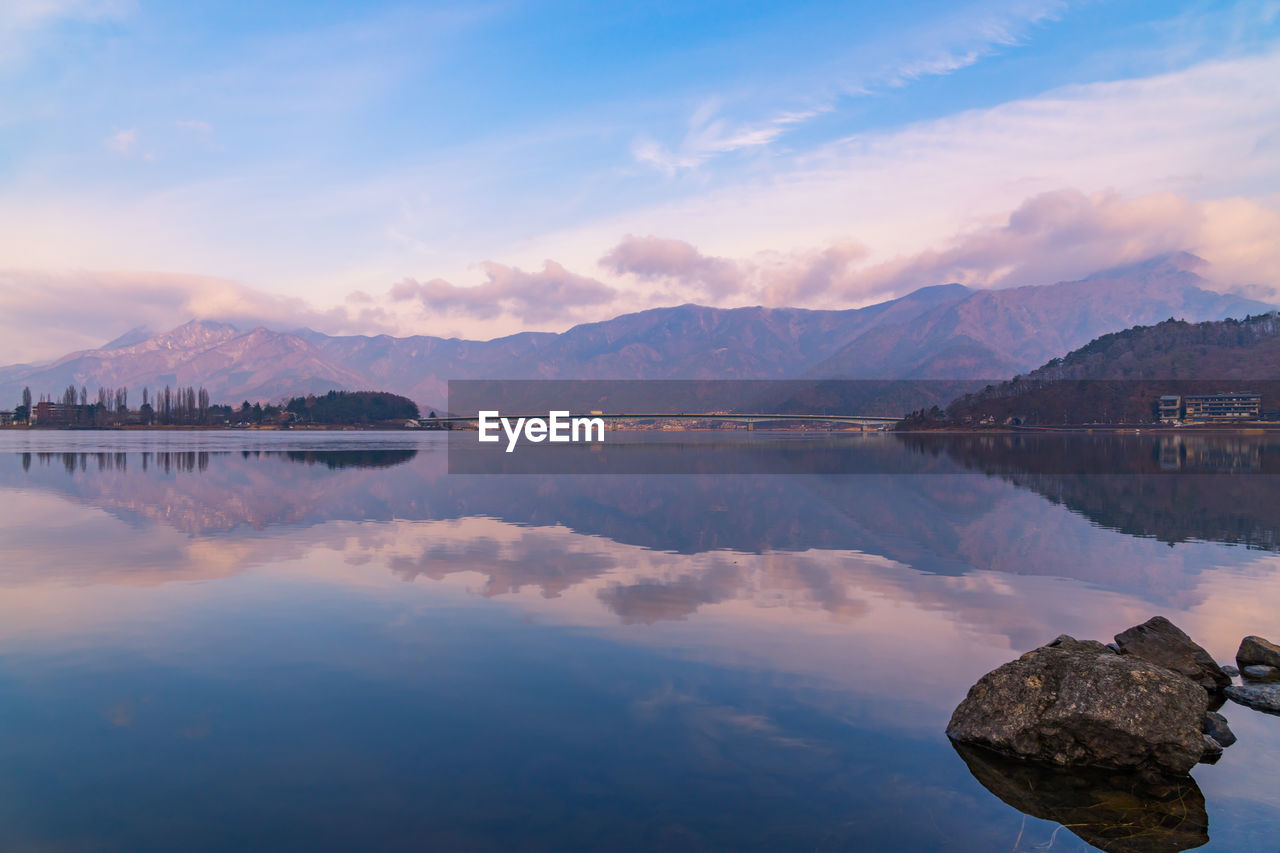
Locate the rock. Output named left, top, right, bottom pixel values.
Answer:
left=947, top=635, right=1212, bottom=775
left=1222, top=665, right=1239, bottom=677
left=1225, top=683, right=1280, bottom=715
left=1236, top=635, right=1280, bottom=670
left=1114, top=616, right=1230, bottom=692
left=953, top=742, right=1209, bottom=853
left=1198, top=734, right=1222, bottom=764
left=1241, top=664, right=1280, bottom=681
left=1202, top=711, right=1236, bottom=747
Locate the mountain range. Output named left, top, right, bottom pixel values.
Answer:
left=2, top=253, right=1272, bottom=409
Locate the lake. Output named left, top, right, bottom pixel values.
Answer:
left=0, top=430, right=1277, bottom=851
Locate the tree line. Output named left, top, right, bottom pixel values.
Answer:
left=11, top=383, right=241, bottom=426
left=283, top=390, right=419, bottom=424
left=10, top=385, right=420, bottom=427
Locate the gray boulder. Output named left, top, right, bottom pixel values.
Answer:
left=1114, top=616, right=1230, bottom=692
left=1241, top=664, right=1280, bottom=681
left=947, top=635, right=1212, bottom=775
left=1236, top=636, right=1280, bottom=670
left=1202, top=711, right=1236, bottom=748
left=1225, top=683, right=1280, bottom=715
left=1198, top=735, right=1223, bottom=764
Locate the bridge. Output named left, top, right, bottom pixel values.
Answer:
left=421, top=412, right=901, bottom=429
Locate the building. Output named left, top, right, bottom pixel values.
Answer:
left=32, top=401, right=76, bottom=426
left=0, top=411, right=13, bottom=426
left=1182, top=392, right=1261, bottom=423
left=1158, top=395, right=1181, bottom=424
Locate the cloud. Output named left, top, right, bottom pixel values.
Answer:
left=634, top=103, right=834, bottom=175
left=0, top=268, right=398, bottom=363
left=105, top=128, right=136, bottom=155
left=630, top=1, right=1065, bottom=174
left=601, top=234, right=868, bottom=304
left=837, top=189, right=1280, bottom=300
left=0, top=0, right=135, bottom=64
left=388, top=260, right=618, bottom=323
left=5, top=185, right=1277, bottom=366
left=1, top=0, right=133, bottom=24
left=598, top=188, right=1280, bottom=310
left=601, top=235, right=745, bottom=299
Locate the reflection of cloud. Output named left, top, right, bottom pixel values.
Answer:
left=632, top=687, right=816, bottom=752
left=599, top=560, right=744, bottom=624
left=388, top=532, right=618, bottom=599
left=5, top=460, right=1280, bottom=746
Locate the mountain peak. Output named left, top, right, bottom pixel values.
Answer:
left=100, top=325, right=153, bottom=350
left=1082, top=251, right=1208, bottom=282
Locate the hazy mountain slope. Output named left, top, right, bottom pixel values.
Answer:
left=808, top=254, right=1272, bottom=379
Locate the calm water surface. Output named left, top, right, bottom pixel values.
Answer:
left=0, top=430, right=1277, bottom=851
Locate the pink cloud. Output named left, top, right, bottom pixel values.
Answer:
left=389, top=260, right=617, bottom=323
left=0, top=268, right=397, bottom=363
left=600, top=235, right=744, bottom=299
left=842, top=189, right=1280, bottom=301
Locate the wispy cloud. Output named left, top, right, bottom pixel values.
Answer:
left=631, top=0, right=1068, bottom=174
left=175, top=119, right=212, bottom=135
left=633, top=103, right=834, bottom=175
left=0, top=0, right=133, bottom=27
left=104, top=128, right=136, bottom=155
left=0, top=0, right=135, bottom=64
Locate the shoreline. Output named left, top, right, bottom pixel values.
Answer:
left=896, top=424, right=1280, bottom=434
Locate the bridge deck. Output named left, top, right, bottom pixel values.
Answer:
left=425, top=412, right=900, bottom=426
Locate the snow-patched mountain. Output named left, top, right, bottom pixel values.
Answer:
left=6, top=320, right=368, bottom=404
left=1, top=254, right=1272, bottom=407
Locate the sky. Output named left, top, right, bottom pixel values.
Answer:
left=2, top=0, right=1280, bottom=362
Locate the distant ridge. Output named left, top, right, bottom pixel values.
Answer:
left=0, top=254, right=1272, bottom=408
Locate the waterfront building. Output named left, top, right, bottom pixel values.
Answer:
left=32, top=402, right=76, bottom=425
left=1182, top=392, right=1262, bottom=422
left=1158, top=395, right=1181, bottom=424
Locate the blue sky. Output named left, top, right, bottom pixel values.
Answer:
left=2, top=0, right=1279, bottom=359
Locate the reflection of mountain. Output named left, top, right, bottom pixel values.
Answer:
left=953, top=743, right=1209, bottom=853
left=900, top=434, right=1280, bottom=551
left=5, top=438, right=1279, bottom=615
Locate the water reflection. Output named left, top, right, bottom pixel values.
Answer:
left=1, top=433, right=1278, bottom=850
left=899, top=434, right=1280, bottom=550
left=954, top=744, right=1209, bottom=853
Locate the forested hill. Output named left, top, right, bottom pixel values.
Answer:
left=923, top=312, right=1280, bottom=426
left=1017, top=312, right=1280, bottom=381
